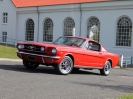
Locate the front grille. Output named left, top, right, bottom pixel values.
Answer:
left=23, top=44, right=44, bottom=52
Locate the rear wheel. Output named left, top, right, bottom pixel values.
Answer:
left=55, top=56, right=73, bottom=75
left=100, top=61, right=111, bottom=76
left=23, top=60, right=39, bottom=69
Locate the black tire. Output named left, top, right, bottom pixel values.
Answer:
left=100, top=61, right=111, bottom=76
left=23, top=60, right=39, bottom=69
left=72, top=68, right=80, bottom=72
left=55, top=56, right=73, bottom=75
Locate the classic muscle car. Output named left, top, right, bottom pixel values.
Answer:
left=16, top=36, right=119, bottom=75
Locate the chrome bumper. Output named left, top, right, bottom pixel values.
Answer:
left=16, top=51, right=60, bottom=59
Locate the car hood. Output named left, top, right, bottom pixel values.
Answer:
left=18, top=41, right=81, bottom=49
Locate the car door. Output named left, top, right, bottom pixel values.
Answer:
left=82, top=41, right=104, bottom=67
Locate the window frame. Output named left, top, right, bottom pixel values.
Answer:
left=115, top=16, right=132, bottom=47
left=84, top=40, right=101, bottom=52
left=43, top=18, right=53, bottom=42
left=2, top=31, right=7, bottom=43
left=3, top=12, right=8, bottom=24
left=87, top=17, right=100, bottom=42
left=25, top=19, right=34, bottom=41
left=63, top=17, right=75, bottom=36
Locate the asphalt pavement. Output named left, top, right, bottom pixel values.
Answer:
left=0, top=59, right=133, bottom=99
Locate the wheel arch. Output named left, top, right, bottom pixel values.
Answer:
left=65, top=54, right=74, bottom=65
left=107, top=59, right=112, bottom=68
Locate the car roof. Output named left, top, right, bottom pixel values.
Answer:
left=62, top=36, right=100, bottom=43
left=61, top=36, right=92, bottom=41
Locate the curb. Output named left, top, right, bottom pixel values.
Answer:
left=114, top=66, right=121, bottom=69
left=0, top=58, right=22, bottom=62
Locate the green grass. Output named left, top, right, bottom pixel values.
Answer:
left=0, top=45, right=19, bottom=59
left=117, top=94, right=133, bottom=99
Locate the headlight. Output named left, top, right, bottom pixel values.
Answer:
left=41, top=47, right=45, bottom=51
left=18, top=44, right=24, bottom=49
left=51, top=48, right=56, bottom=54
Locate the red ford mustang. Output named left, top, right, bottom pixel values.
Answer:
left=16, top=36, right=119, bottom=75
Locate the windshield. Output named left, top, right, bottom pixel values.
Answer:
left=53, top=37, right=86, bottom=48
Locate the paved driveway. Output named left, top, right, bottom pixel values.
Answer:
left=0, top=61, right=133, bottom=99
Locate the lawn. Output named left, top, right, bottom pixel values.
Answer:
left=117, top=94, right=133, bottom=99
left=0, top=45, right=19, bottom=59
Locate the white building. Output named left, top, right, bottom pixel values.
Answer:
left=0, top=0, right=133, bottom=56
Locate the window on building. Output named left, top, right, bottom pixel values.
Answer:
left=87, top=17, right=100, bottom=42
left=2, top=32, right=7, bottom=42
left=43, top=18, right=53, bottom=42
left=25, top=19, right=34, bottom=41
left=116, top=16, right=132, bottom=47
left=3, top=13, right=8, bottom=24
left=64, top=17, right=75, bottom=36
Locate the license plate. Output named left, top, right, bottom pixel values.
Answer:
left=28, top=55, right=36, bottom=61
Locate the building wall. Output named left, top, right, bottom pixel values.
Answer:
left=82, top=8, right=133, bottom=56
left=0, top=0, right=16, bottom=41
left=80, top=1, right=133, bottom=56
left=1, top=0, right=133, bottom=56
left=17, top=13, right=38, bottom=41
left=39, top=11, right=81, bottom=42
left=16, top=4, right=81, bottom=42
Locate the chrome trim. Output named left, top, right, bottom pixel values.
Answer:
left=42, top=56, right=45, bottom=63
left=74, top=66, right=103, bottom=69
left=17, top=52, right=22, bottom=59
left=16, top=51, right=60, bottom=59
left=20, top=53, right=22, bottom=58
left=22, top=49, right=44, bottom=53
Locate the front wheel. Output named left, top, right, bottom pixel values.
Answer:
left=23, top=60, right=39, bottom=69
left=100, top=61, right=111, bottom=76
left=55, top=56, right=73, bottom=75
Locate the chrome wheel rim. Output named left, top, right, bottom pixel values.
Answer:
left=60, top=59, right=72, bottom=74
left=104, top=62, right=111, bottom=75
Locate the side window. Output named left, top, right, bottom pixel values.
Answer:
left=84, top=42, right=89, bottom=50
left=88, top=41, right=100, bottom=51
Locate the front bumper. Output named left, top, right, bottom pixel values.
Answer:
left=16, top=51, right=61, bottom=64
